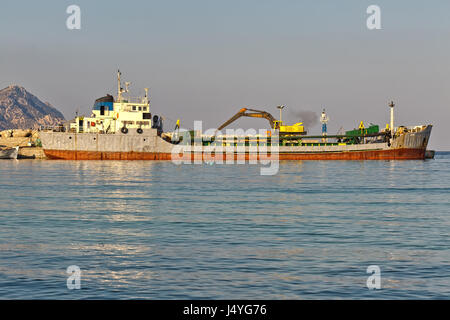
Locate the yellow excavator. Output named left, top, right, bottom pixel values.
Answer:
left=216, top=108, right=306, bottom=135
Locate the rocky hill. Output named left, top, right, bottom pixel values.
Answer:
left=0, top=85, right=65, bottom=130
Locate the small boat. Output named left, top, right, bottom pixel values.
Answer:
left=0, top=146, right=19, bottom=159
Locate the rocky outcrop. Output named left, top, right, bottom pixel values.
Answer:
left=0, top=85, right=65, bottom=130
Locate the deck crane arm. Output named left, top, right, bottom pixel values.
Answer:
left=217, top=108, right=280, bottom=131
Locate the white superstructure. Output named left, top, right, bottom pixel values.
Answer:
left=71, top=71, right=161, bottom=135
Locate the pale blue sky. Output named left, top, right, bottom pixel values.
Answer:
left=1, top=0, right=449, bottom=149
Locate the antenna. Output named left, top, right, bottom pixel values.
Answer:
left=277, top=105, right=285, bottom=124
left=125, top=82, right=131, bottom=93
left=144, top=88, right=149, bottom=103
left=117, top=70, right=122, bottom=102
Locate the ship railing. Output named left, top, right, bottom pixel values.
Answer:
left=39, top=125, right=70, bottom=133
left=408, top=125, right=428, bottom=132
left=116, top=96, right=148, bottom=104
left=395, top=125, right=428, bottom=134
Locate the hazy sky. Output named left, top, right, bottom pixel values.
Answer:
left=1, top=0, right=449, bottom=149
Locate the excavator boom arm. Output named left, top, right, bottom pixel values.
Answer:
left=217, top=108, right=279, bottom=131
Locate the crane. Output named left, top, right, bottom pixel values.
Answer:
left=216, top=107, right=306, bottom=135
left=217, top=108, right=280, bottom=131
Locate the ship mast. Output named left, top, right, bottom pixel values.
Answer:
left=389, top=101, right=395, bottom=137
left=117, top=70, right=122, bottom=102
left=144, top=88, right=149, bottom=104
left=320, top=109, right=329, bottom=142
left=277, top=105, right=285, bottom=125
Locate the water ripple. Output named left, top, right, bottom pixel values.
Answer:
left=1, top=156, right=449, bottom=299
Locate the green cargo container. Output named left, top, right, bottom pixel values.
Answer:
left=345, top=124, right=379, bottom=137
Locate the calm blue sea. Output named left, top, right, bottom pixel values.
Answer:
left=1, top=153, right=449, bottom=299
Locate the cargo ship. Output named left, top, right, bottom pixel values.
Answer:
left=40, top=72, right=433, bottom=161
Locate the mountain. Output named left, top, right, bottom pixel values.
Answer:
left=0, top=85, right=65, bottom=130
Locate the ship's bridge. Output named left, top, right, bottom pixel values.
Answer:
left=92, top=94, right=114, bottom=116
left=70, top=71, right=163, bottom=135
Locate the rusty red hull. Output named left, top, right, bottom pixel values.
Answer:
left=44, top=148, right=426, bottom=160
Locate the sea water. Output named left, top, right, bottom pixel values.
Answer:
left=0, top=153, right=449, bottom=299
